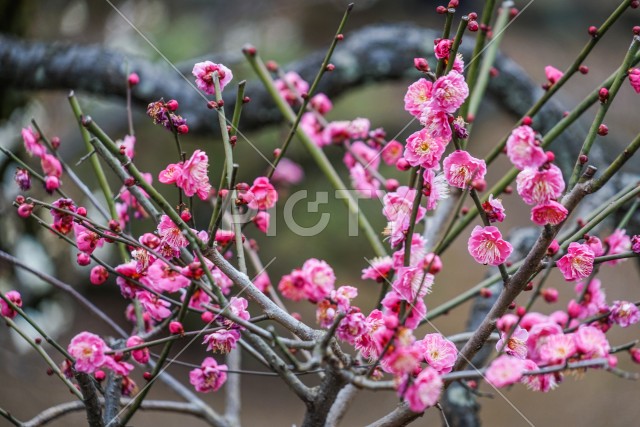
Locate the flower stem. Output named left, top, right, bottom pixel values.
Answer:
left=568, top=36, right=640, bottom=189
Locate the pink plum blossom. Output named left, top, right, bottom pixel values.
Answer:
left=419, top=333, right=457, bottom=374
left=144, top=259, right=190, bottom=293
left=68, top=332, right=108, bottom=373
left=137, top=291, right=172, bottom=321
left=403, top=367, right=443, bottom=412
left=271, top=158, right=304, bottom=185
left=192, top=61, right=233, bottom=95
left=574, top=325, right=610, bottom=358
left=0, top=290, right=22, bottom=319
left=350, top=164, right=381, bottom=198
left=467, top=225, right=513, bottom=266
left=556, top=242, right=595, bottom=281
left=278, top=269, right=310, bottom=302
left=302, top=258, right=336, bottom=303
left=126, top=335, right=150, bottom=364
left=157, top=215, right=189, bottom=257
left=506, top=125, right=546, bottom=170
left=482, top=194, right=506, bottom=223
left=361, top=256, right=393, bottom=282
left=245, top=177, right=278, bottom=210
left=275, top=71, right=309, bottom=105
left=189, top=357, right=228, bottom=393
left=486, top=355, right=526, bottom=388
left=403, top=128, right=447, bottom=169
left=310, top=93, right=332, bottom=114
left=331, top=286, right=358, bottom=313
left=159, top=150, right=211, bottom=200
left=530, top=200, right=568, bottom=226
left=516, top=164, right=565, bottom=205
left=381, top=290, right=426, bottom=330
left=420, top=109, right=452, bottom=142
left=90, top=266, right=109, bottom=285
left=41, top=154, right=62, bottom=178
left=433, top=38, right=453, bottom=60
left=393, top=266, right=434, bottom=302
left=429, top=70, right=469, bottom=113
left=336, top=311, right=368, bottom=345
left=22, top=127, right=46, bottom=157
left=203, top=330, right=240, bottom=353
left=422, top=169, right=449, bottom=211
left=443, top=150, right=487, bottom=189
left=604, top=229, right=631, bottom=265
left=404, top=78, right=433, bottom=117
left=381, top=140, right=404, bottom=165
left=520, top=359, right=558, bottom=392
left=610, top=300, right=640, bottom=327
left=496, top=326, right=529, bottom=359
left=538, top=333, right=577, bottom=364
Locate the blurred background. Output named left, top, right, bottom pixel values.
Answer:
left=1, top=0, right=639, bottom=426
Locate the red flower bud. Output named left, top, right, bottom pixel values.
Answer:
left=413, top=57, right=430, bottom=72
left=522, top=116, right=533, bottom=126
left=598, top=87, right=609, bottom=103
left=17, top=203, right=34, bottom=218
left=542, top=288, right=559, bottom=303
left=325, top=63, right=335, bottom=72
left=588, top=26, right=598, bottom=37
left=77, top=252, right=91, bottom=266
left=242, top=45, right=257, bottom=56
left=165, top=99, right=179, bottom=111
left=51, top=136, right=61, bottom=149
left=579, top=65, right=589, bottom=74
left=385, top=178, right=400, bottom=192
left=467, top=20, right=479, bottom=32
left=479, top=288, right=492, bottom=298
left=395, top=158, right=411, bottom=171
left=578, top=154, right=588, bottom=164
left=128, top=73, right=140, bottom=86
left=597, top=124, right=608, bottom=136
left=436, top=5, right=447, bottom=14
left=176, top=124, right=189, bottom=134
left=180, top=209, right=192, bottom=222
left=335, top=34, right=344, bottom=41
left=201, top=311, right=214, bottom=323
left=169, top=321, right=184, bottom=335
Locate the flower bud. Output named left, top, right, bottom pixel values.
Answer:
left=395, top=158, right=411, bottom=171
left=45, top=176, right=60, bottom=193
left=128, top=73, right=140, bottom=86
left=588, top=26, right=598, bottom=37
left=385, top=178, right=400, bottom=192
left=598, top=87, right=609, bottom=103
left=325, top=64, right=335, bottom=72
left=547, top=240, right=560, bottom=256
left=51, top=137, right=61, bottom=149
left=542, top=288, right=559, bottom=303
left=166, top=99, right=179, bottom=111
left=90, top=266, right=109, bottom=285
left=579, top=65, right=589, bottom=74
left=180, top=209, right=192, bottom=222
left=479, top=288, right=492, bottom=298
left=94, top=370, right=106, bottom=381
left=17, top=203, right=34, bottom=218
left=201, top=311, right=214, bottom=323
left=176, top=124, right=189, bottom=134
left=467, top=20, right=479, bottom=32
left=77, top=207, right=87, bottom=216
left=169, top=321, right=184, bottom=335
left=140, top=232, right=160, bottom=249
left=77, top=252, right=91, bottom=266
left=597, top=124, right=608, bottom=136
left=413, top=57, right=430, bottom=72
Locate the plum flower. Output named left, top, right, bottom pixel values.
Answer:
left=21, top=127, right=46, bottom=157
left=0, top=290, right=22, bottom=319
left=482, top=194, right=506, bottom=223
left=192, top=61, right=233, bottom=95
left=159, top=150, right=212, bottom=200
left=538, top=333, right=576, bottom=364
left=496, top=326, right=529, bottom=359
left=157, top=215, right=189, bottom=257
left=68, top=332, right=108, bottom=373
left=467, top=226, right=513, bottom=266
left=144, top=259, right=190, bottom=293
left=486, top=355, right=526, bottom=388
left=420, top=333, right=457, bottom=374
left=520, top=360, right=558, bottom=392
left=361, top=256, right=393, bottom=282
left=422, top=169, right=449, bottom=211
left=137, top=291, right=172, bottom=321
left=189, top=357, right=228, bottom=393
left=609, top=300, right=640, bottom=327
left=245, top=177, right=278, bottom=210
left=402, top=367, right=443, bottom=412
left=126, top=336, right=150, bottom=364
left=574, top=325, right=610, bottom=358
left=393, top=267, right=434, bottom=302
left=404, top=78, right=433, bottom=117
left=429, top=70, right=469, bottom=113
left=604, top=229, right=631, bottom=265
left=203, top=330, right=240, bottom=353
left=530, top=200, right=568, bottom=226
left=420, top=109, right=452, bottom=142
left=301, top=258, right=336, bottom=303
left=275, top=71, right=309, bottom=105
left=381, top=140, right=404, bottom=165
left=516, top=164, right=565, bottom=205
left=443, top=150, right=487, bottom=189
left=506, top=125, right=546, bottom=170
left=556, top=242, right=595, bottom=281
left=403, top=128, right=447, bottom=169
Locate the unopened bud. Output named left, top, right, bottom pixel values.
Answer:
left=414, top=57, right=430, bottom=72
left=177, top=124, right=189, bottom=134
left=598, top=87, right=609, bottom=103
left=467, top=20, right=479, bottom=32
left=325, top=64, right=335, bottom=72
left=128, top=73, right=140, bottom=86
left=588, top=26, right=598, bottom=37
left=579, top=65, right=589, bottom=74
left=598, top=124, right=608, bottom=136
